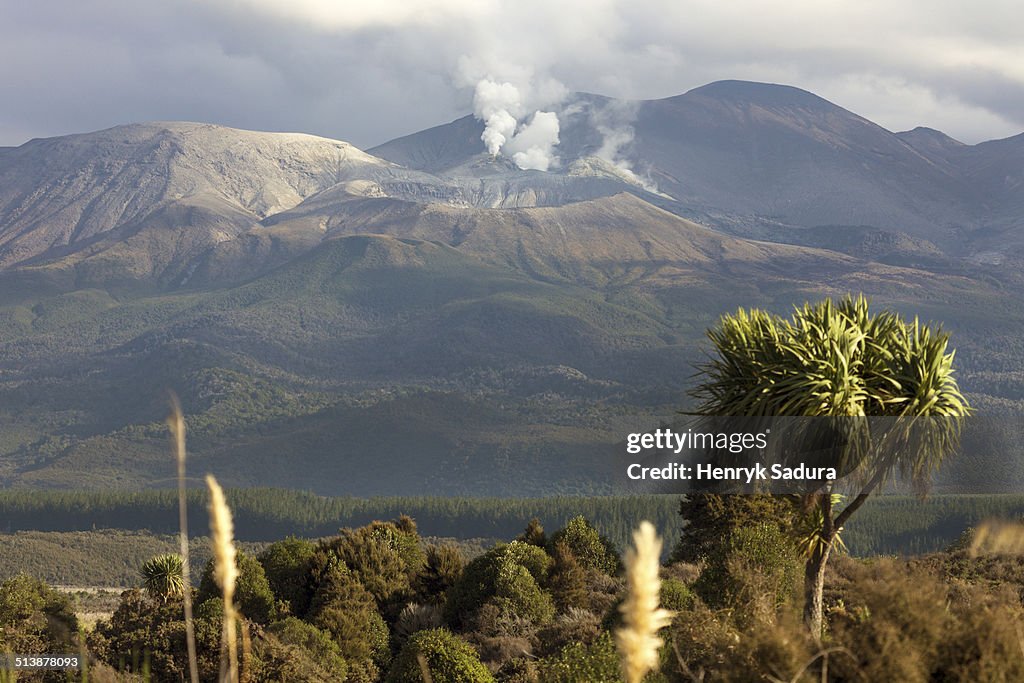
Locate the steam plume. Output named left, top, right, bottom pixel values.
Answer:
left=506, top=110, right=560, bottom=171
left=469, top=72, right=563, bottom=171
left=473, top=79, right=522, bottom=156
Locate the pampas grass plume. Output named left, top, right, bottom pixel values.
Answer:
left=617, top=521, right=674, bottom=683
left=168, top=395, right=199, bottom=683
left=206, top=474, right=239, bottom=683
left=969, top=519, right=1024, bottom=556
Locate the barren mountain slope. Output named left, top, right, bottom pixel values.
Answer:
left=372, top=81, right=1020, bottom=253
left=0, top=122, right=389, bottom=268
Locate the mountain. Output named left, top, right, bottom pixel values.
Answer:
left=371, top=80, right=1021, bottom=259
left=0, top=84, right=1023, bottom=493
left=0, top=122, right=390, bottom=272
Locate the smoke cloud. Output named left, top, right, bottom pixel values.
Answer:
left=505, top=110, right=560, bottom=171
left=586, top=100, right=659, bottom=192
left=473, top=79, right=523, bottom=156
left=469, top=78, right=563, bottom=171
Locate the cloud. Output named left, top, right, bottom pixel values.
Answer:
left=0, top=0, right=1022, bottom=147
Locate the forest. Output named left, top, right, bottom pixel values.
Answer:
left=4, top=489, right=1024, bottom=582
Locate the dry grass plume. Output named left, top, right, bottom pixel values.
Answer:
left=969, top=519, right=1024, bottom=556
left=168, top=394, right=199, bottom=683
left=206, top=474, right=240, bottom=683
left=617, top=521, right=674, bottom=683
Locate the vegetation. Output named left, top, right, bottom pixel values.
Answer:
left=140, top=554, right=186, bottom=604
left=4, top=507, right=1024, bottom=680
left=692, top=296, right=971, bottom=632
left=1, top=228, right=1022, bottom=498
left=386, top=628, right=493, bottom=683
left=8, top=494, right=1024, bottom=590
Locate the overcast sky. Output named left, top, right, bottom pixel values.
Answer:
left=2, top=0, right=1022, bottom=148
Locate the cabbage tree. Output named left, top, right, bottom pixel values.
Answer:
left=693, top=295, right=970, bottom=634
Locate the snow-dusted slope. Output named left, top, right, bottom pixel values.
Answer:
left=0, top=122, right=388, bottom=267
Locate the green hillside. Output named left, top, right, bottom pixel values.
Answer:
left=1, top=213, right=1023, bottom=493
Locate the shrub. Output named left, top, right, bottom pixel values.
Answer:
left=517, top=518, right=547, bottom=548
left=258, top=537, right=317, bottom=616
left=91, top=589, right=222, bottom=682
left=198, top=550, right=277, bottom=624
left=658, top=577, right=694, bottom=614
left=386, top=628, right=494, bottom=683
left=493, top=560, right=556, bottom=625
left=415, top=544, right=465, bottom=604
left=535, top=607, right=602, bottom=658
left=549, top=516, right=621, bottom=575
left=548, top=541, right=590, bottom=611
left=251, top=629, right=348, bottom=682
left=257, top=617, right=348, bottom=681
left=538, top=631, right=622, bottom=683
left=827, top=559, right=959, bottom=682
left=318, top=519, right=423, bottom=609
left=937, top=595, right=1024, bottom=681
left=496, top=657, right=540, bottom=683
left=307, top=562, right=390, bottom=680
left=672, top=494, right=797, bottom=564
left=693, top=523, right=800, bottom=617
left=446, top=541, right=554, bottom=627
left=0, top=574, right=79, bottom=658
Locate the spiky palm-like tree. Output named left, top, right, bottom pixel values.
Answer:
left=141, top=554, right=186, bottom=604
left=694, top=295, right=970, bottom=634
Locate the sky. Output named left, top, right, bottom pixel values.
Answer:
left=2, top=0, right=1022, bottom=148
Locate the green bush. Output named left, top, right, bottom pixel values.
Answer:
left=445, top=541, right=554, bottom=627
left=258, top=537, right=317, bottom=616
left=386, top=628, right=494, bottom=683
left=493, top=560, right=556, bottom=625
left=252, top=630, right=348, bottom=682
left=538, top=631, right=622, bottom=683
left=549, top=516, right=620, bottom=575
left=0, top=574, right=79, bottom=659
left=307, top=562, right=390, bottom=680
left=415, top=544, right=465, bottom=604
left=672, top=494, right=797, bottom=564
left=317, top=519, right=422, bottom=609
left=693, top=523, right=800, bottom=615
left=256, top=617, right=348, bottom=681
left=91, top=589, right=223, bottom=682
left=659, top=577, right=694, bottom=614
left=197, top=550, right=277, bottom=624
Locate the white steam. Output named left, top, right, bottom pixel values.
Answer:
left=505, top=110, right=560, bottom=171
left=470, top=76, right=562, bottom=171
left=589, top=100, right=661, bottom=193
left=473, top=79, right=523, bottom=156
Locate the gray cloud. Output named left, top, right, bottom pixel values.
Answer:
left=1, top=0, right=1021, bottom=148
